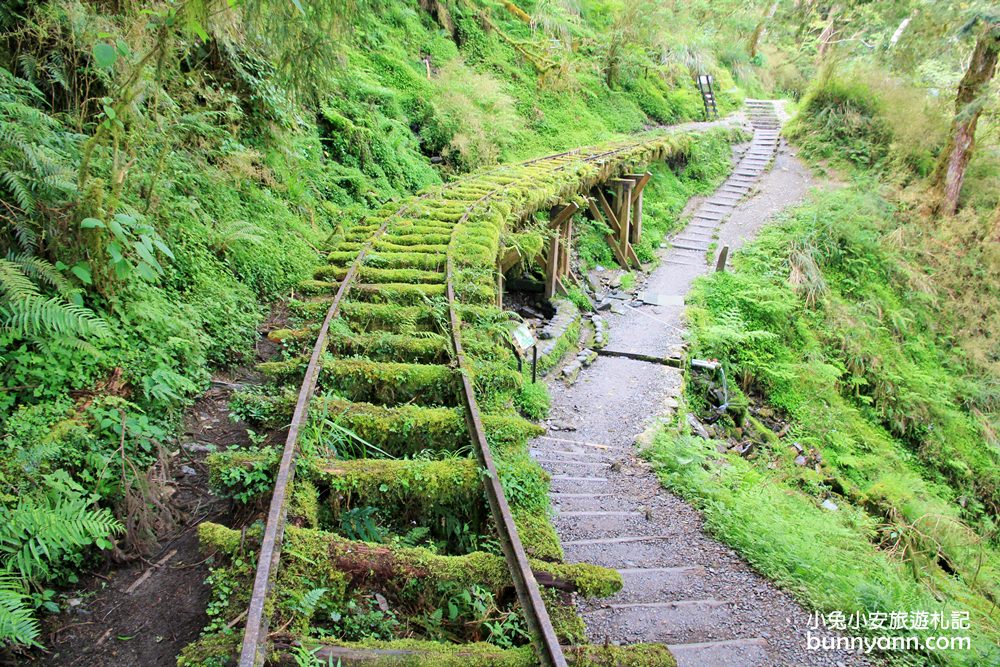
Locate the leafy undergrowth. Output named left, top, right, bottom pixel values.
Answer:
left=648, top=187, right=999, bottom=666
left=0, top=0, right=753, bottom=646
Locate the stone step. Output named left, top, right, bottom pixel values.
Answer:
left=535, top=457, right=610, bottom=476
left=554, top=510, right=650, bottom=537
left=585, top=599, right=732, bottom=642
left=549, top=475, right=608, bottom=493
left=529, top=446, right=609, bottom=462
left=548, top=492, right=621, bottom=512
left=614, top=566, right=708, bottom=603
left=668, top=638, right=770, bottom=667
left=564, top=535, right=683, bottom=568
left=671, top=242, right=709, bottom=252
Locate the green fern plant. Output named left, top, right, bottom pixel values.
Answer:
left=0, top=68, right=78, bottom=228
left=0, top=255, right=108, bottom=340
left=0, top=575, right=37, bottom=647
left=0, top=474, right=123, bottom=647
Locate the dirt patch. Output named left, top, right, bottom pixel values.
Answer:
left=32, top=303, right=288, bottom=666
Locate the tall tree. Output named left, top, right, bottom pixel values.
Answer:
left=932, top=14, right=1000, bottom=216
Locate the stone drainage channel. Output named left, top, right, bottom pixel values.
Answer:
left=530, top=101, right=871, bottom=666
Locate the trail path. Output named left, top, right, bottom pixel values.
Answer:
left=532, top=101, right=867, bottom=666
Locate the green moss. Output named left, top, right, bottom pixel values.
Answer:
left=566, top=644, right=678, bottom=666
left=197, top=521, right=245, bottom=555
left=289, top=479, right=320, bottom=528
left=233, top=393, right=542, bottom=456
left=259, top=356, right=460, bottom=406
left=176, top=632, right=240, bottom=667
left=326, top=330, right=449, bottom=363
left=314, top=265, right=445, bottom=284
left=293, top=639, right=536, bottom=666
left=542, top=587, right=587, bottom=644
left=554, top=563, right=623, bottom=598
left=328, top=250, right=447, bottom=271
left=513, top=509, right=562, bottom=561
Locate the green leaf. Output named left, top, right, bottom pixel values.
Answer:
left=71, top=263, right=92, bottom=285
left=290, top=0, right=306, bottom=16
left=80, top=217, right=105, bottom=229
left=108, top=217, right=126, bottom=240
left=152, top=239, right=174, bottom=260
left=136, top=262, right=158, bottom=281
left=92, top=42, right=117, bottom=69
left=115, top=38, right=131, bottom=57
left=107, top=241, right=124, bottom=264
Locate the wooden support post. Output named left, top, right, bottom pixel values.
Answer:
left=586, top=195, right=630, bottom=269
left=715, top=246, right=729, bottom=272
left=544, top=205, right=574, bottom=299
left=559, top=218, right=573, bottom=278
left=497, top=264, right=504, bottom=308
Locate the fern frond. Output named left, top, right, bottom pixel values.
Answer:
left=0, top=575, right=39, bottom=647
left=0, top=295, right=109, bottom=338
left=5, top=253, right=74, bottom=296
left=0, top=259, right=42, bottom=299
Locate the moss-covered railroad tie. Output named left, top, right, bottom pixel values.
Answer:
left=189, top=126, right=740, bottom=667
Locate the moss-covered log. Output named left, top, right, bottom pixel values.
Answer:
left=230, top=393, right=541, bottom=455
left=297, top=279, right=448, bottom=303
left=258, top=357, right=461, bottom=406
left=314, top=265, right=445, bottom=285
left=200, top=523, right=620, bottom=601
left=328, top=250, right=447, bottom=271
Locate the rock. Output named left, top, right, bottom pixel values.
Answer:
left=794, top=455, right=807, bottom=466
left=181, top=441, right=214, bottom=453
left=687, top=413, right=711, bottom=439
left=663, top=396, right=679, bottom=409
left=610, top=303, right=626, bottom=315
left=67, top=598, right=82, bottom=607
left=180, top=465, right=197, bottom=477
left=609, top=275, right=622, bottom=288
left=821, top=499, right=839, bottom=511
left=595, top=265, right=606, bottom=272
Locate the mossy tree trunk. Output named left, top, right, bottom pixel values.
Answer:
left=932, top=21, right=1000, bottom=216
left=747, top=1, right=780, bottom=59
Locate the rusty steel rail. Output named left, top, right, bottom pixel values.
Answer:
left=237, top=140, right=655, bottom=666
left=237, top=217, right=394, bottom=667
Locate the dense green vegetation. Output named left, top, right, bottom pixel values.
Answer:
left=648, top=10, right=1000, bottom=665
left=1, top=0, right=997, bottom=662
left=0, top=0, right=758, bottom=649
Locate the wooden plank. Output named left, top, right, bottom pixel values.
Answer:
left=630, top=188, right=643, bottom=245
left=560, top=219, right=572, bottom=278
left=616, top=182, right=634, bottom=266
left=587, top=196, right=629, bottom=269
left=593, top=188, right=622, bottom=234
left=500, top=247, right=522, bottom=272
left=544, top=234, right=559, bottom=299
left=604, top=233, right=630, bottom=268
left=626, top=172, right=652, bottom=203
left=497, top=268, right=504, bottom=308
left=549, top=201, right=579, bottom=229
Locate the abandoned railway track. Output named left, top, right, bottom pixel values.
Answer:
left=183, top=124, right=742, bottom=666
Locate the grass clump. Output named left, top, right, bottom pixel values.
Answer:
left=514, top=381, right=551, bottom=420
left=659, top=186, right=1000, bottom=666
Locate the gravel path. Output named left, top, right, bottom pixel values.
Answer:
left=532, top=101, right=869, bottom=666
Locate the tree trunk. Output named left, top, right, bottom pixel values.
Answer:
left=932, top=22, right=1000, bottom=216
left=816, top=6, right=841, bottom=63
left=748, top=1, right=781, bottom=59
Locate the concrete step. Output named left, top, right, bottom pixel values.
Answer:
left=585, top=598, right=733, bottom=641
left=668, top=638, right=770, bottom=667
left=564, top=534, right=684, bottom=568
left=614, top=566, right=708, bottom=603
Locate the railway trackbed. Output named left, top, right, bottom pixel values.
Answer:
left=179, top=125, right=741, bottom=666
